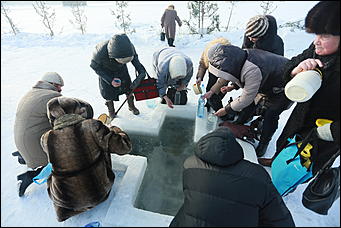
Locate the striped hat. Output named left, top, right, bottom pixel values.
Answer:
left=245, top=15, right=269, bottom=38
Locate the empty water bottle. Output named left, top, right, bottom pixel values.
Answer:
left=33, top=163, right=53, bottom=185
left=197, top=95, right=205, bottom=118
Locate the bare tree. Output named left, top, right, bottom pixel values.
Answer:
left=225, top=1, right=238, bottom=32
left=32, top=1, right=56, bottom=37
left=260, top=1, right=277, bottom=15
left=1, top=1, right=20, bottom=35
left=111, top=1, right=132, bottom=34
left=69, top=1, right=87, bottom=34
left=184, top=1, right=220, bottom=37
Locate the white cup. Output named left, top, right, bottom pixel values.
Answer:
left=285, top=69, right=322, bottom=102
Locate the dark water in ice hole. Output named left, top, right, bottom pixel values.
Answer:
left=129, top=117, right=196, bottom=216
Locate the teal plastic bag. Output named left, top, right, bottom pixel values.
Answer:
left=272, top=135, right=313, bottom=196
left=33, top=163, right=52, bottom=184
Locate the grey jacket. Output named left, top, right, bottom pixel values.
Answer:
left=152, top=47, right=193, bottom=97
left=161, top=8, right=182, bottom=39
left=14, top=81, right=61, bottom=168
left=208, top=44, right=288, bottom=111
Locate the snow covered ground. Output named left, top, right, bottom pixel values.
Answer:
left=1, top=1, right=339, bottom=227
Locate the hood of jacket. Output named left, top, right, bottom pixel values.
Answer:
left=265, top=15, right=278, bottom=36
left=195, top=127, right=244, bottom=167
left=208, top=44, right=247, bottom=81
left=107, top=34, right=135, bottom=58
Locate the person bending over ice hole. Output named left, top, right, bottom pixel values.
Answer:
left=152, top=47, right=193, bottom=108
left=90, top=33, right=147, bottom=119
left=170, top=127, right=295, bottom=227
left=203, top=43, right=293, bottom=157
left=40, top=96, right=132, bottom=222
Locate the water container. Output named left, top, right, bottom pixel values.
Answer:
left=174, top=91, right=181, bottom=105
left=201, top=83, right=205, bottom=93
left=285, top=69, right=322, bottom=102
left=33, top=163, right=52, bottom=185
left=84, top=221, right=101, bottom=227
left=146, top=99, right=157, bottom=109
left=207, top=111, right=218, bottom=132
left=197, top=95, right=205, bottom=118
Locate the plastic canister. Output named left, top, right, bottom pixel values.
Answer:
left=284, top=69, right=322, bottom=102
left=193, top=83, right=202, bottom=95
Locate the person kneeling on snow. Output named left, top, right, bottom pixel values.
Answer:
left=170, top=127, right=295, bottom=227
left=152, top=47, right=193, bottom=108
left=40, top=96, right=132, bottom=222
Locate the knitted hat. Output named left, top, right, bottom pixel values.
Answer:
left=245, top=15, right=269, bottom=38
left=107, top=34, right=135, bottom=58
left=305, top=1, right=340, bottom=35
left=41, top=72, right=64, bottom=86
left=169, top=55, right=187, bottom=79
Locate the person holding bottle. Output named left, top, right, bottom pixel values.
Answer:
left=152, top=47, right=193, bottom=109
left=258, top=1, right=340, bottom=174
left=203, top=43, right=292, bottom=157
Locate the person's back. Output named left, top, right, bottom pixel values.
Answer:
left=14, top=72, right=63, bottom=169
left=41, top=97, right=132, bottom=222
left=170, top=127, right=295, bottom=227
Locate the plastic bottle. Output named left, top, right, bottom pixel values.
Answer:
left=201, top=83, right=205, bottom=94
left=174, top=91, right=181, bottom=105
left=197, top=95, right=205, bottom=118
left=207, top=110, right=218, bottom=132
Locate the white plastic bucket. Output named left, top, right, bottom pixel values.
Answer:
left=285, top=69, right=322, bottom=102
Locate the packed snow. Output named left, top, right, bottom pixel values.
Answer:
left=1, top=1, right=339, bottom=227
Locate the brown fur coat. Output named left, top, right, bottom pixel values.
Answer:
left=41, top=97, right=132, bottom=222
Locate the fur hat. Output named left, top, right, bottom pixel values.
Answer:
left=305, top=1, right=340, bottom=35
left=47, top=97, right=94, bottom=125
left=107, top=34, right=135, bottom=59
left=245, top=15, right=269, bottom=38
left=41, top=72, right=64, bottom=86
left=169, top=55, right=187, bottom=79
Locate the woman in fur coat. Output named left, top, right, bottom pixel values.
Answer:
left=40, top=96, right=132, bottom=222
left=161, top=5, right=182, bottom=47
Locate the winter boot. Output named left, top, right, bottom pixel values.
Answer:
left=256, top=141, right=270, bottom=157
left=17, top=166, right=44, bottom=197
left=168, top=38, right=175, bottom=47
left=127, top=95, right=140, bottom=115
left=105, top=100, right=116, bottom=119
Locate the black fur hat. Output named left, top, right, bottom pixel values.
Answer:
left=305, top=1, right=340, bottom=35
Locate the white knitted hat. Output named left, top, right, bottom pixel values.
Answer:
left=41, top=72, right=64, bottom=86
left=245, top=15, right=269, bottom=38
left=169, top=55, right=187, bottom=79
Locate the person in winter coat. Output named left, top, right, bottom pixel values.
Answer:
left=258, top=1, right=340, bottom=175
left=14, top=72, right=64, bottom=197
left=40, top=96, right=132, bottom=222
left=242, top=15, right=284, bottom=56
left=152, top=47, right=193, bottom=108
left=203, top=44, right=293, bottom=157
left=90, top=33, right=147, bottom=118
left=170, top=127, right=295, bottom=227
left=196, top=37, right=231, bottom=111
left=161, top=4, right=182, bottom=47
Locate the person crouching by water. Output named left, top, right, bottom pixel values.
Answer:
left=170, top=127, right=295, bottom=227
left=40, top=96, right=132, bottom=222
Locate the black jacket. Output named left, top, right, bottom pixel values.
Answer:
left=275, top=43, right=340, bottom=174
left=170, top=127, right=295, bottom=227
left=242, top=15, right=284, bottom=56
left=90, top=35, right=146, bottom=100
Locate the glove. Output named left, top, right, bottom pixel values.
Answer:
left=219, top=121, right=255, bottom=139
left=223, top=104, right=238, bottom=121
left=130, top=72, right=146, bottom=90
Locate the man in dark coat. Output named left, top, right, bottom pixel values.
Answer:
left=204, top=44, right=293, bottom=156
left=41, top=96, right=132, bottom=222
left=259, top=1, right=340, bottom=175
left=90, top=33, right=147, bottom=118
left=170, top=127, right=295, bottom=227
left=242, top=15, right=284, bottom=56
